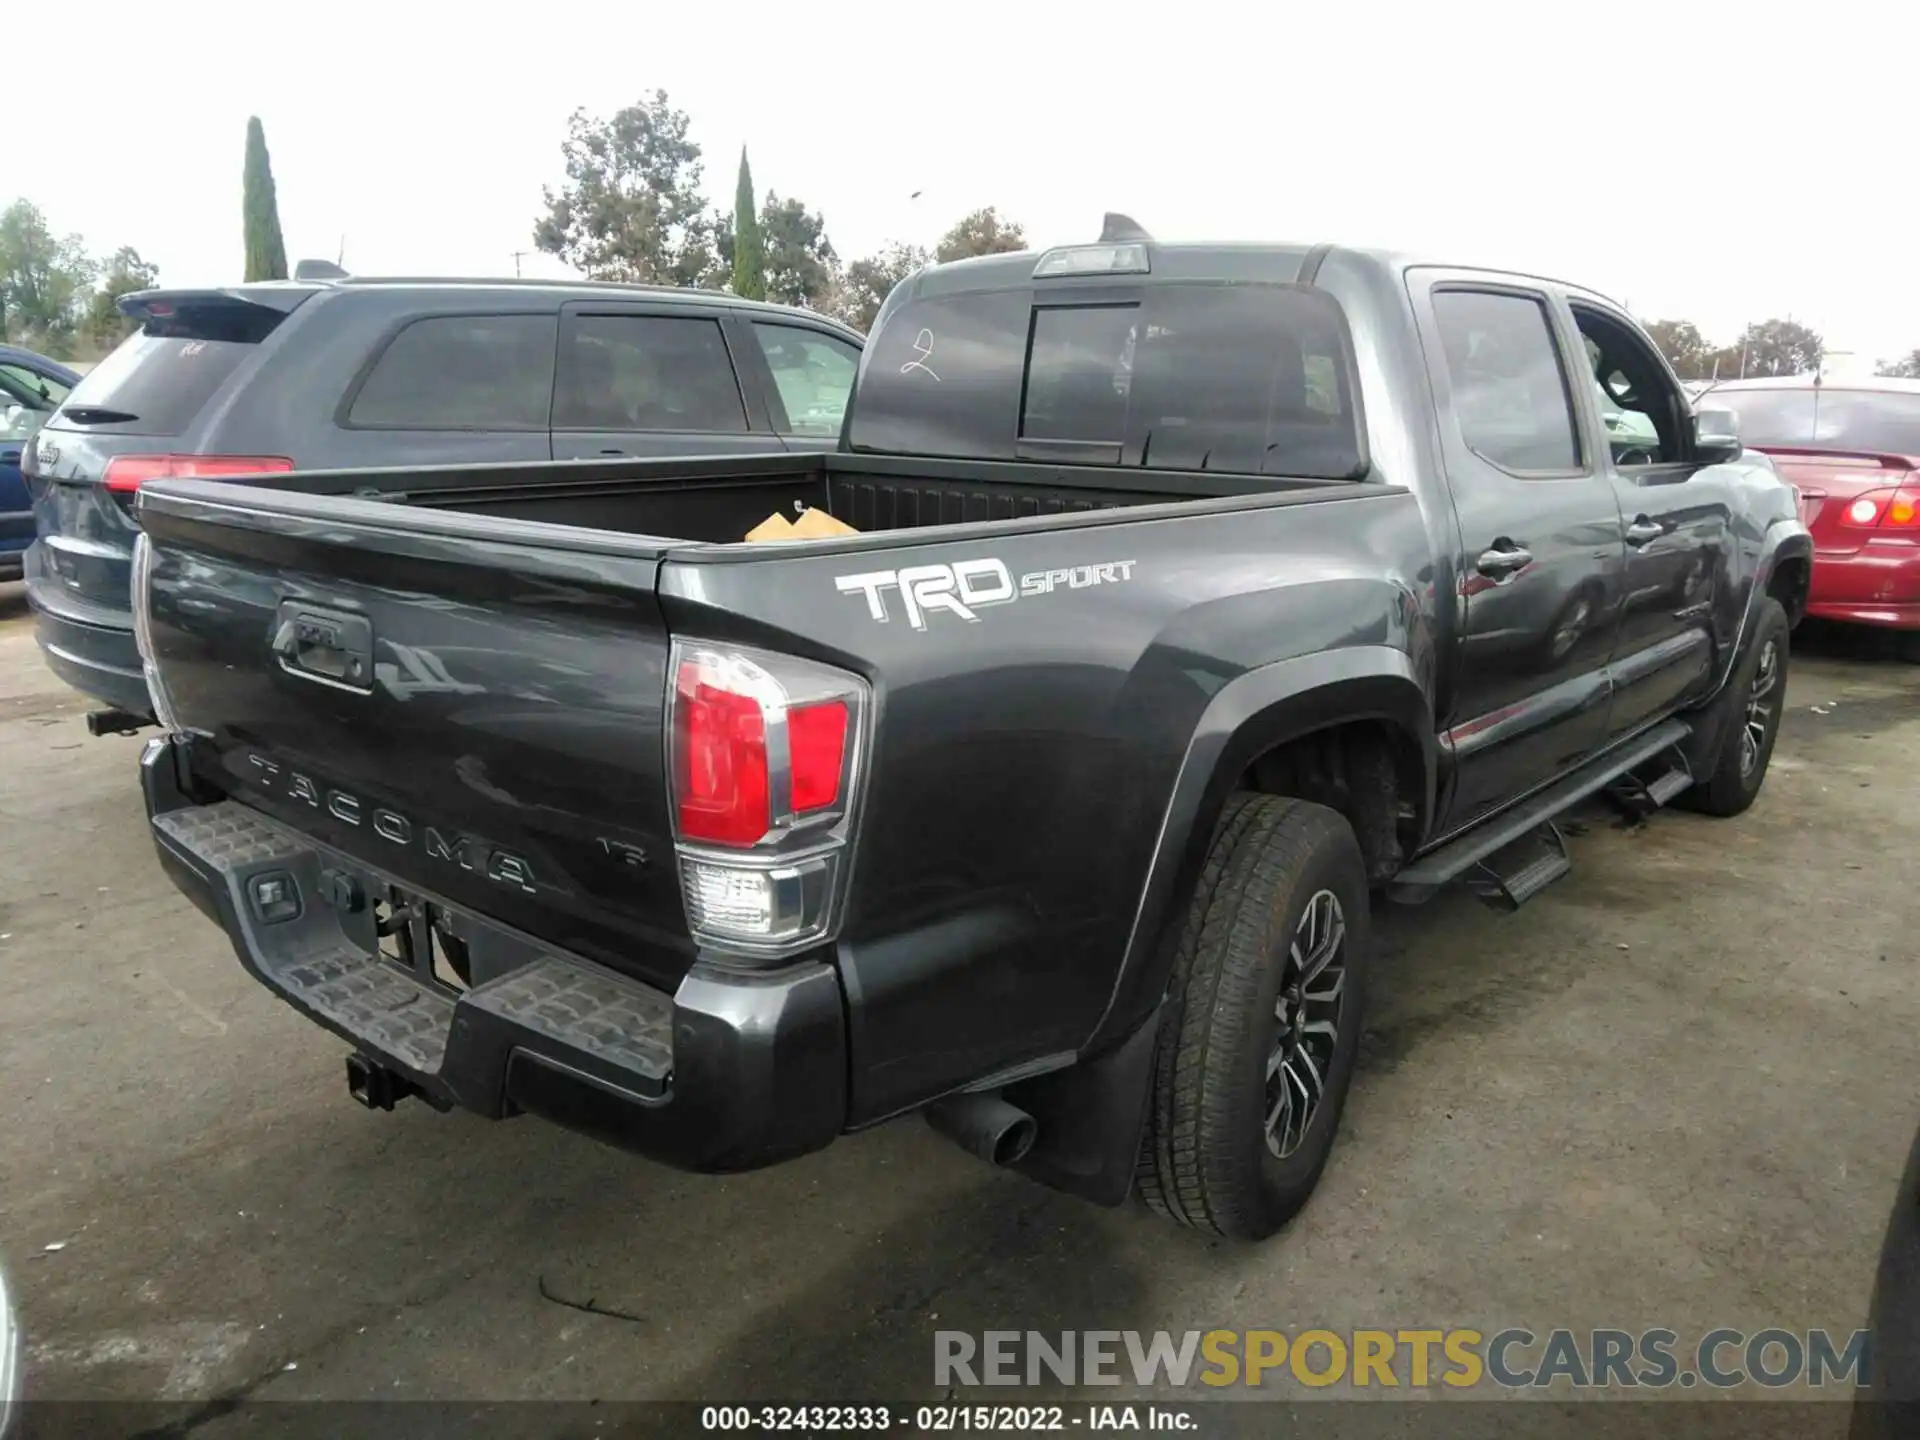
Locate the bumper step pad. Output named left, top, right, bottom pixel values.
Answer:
left=152, top=802, right=672, bottom=1091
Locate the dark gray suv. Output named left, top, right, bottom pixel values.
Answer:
left=22, top=276, right=863, bottom=724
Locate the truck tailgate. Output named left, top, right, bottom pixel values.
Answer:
left=136, top=483, right=692, bottom=991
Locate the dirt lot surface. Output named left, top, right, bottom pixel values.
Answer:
left=2, top=579, right=1915, bottom=1433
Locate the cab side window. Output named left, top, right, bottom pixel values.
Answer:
left=1431, top=290, right=1583, bottom=474
left=1571, top=307, right=1687, bottom=466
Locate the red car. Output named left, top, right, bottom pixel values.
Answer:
left=1701, top=375, right=1920, bottom=659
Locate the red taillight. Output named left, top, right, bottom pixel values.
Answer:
left=668, top=642, right=868, bottom=956
left=1836, top=487, right=1920, bottom=530
left=102, top=454, right=295, bottom=494
left=670, top=645, right=864, bottom=852
left=788, top=701, right=849, bottom=811
left=674, top=666, right=773, bottom=847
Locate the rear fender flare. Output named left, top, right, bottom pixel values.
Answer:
left=1084, top=645, right=1435, bottom=1053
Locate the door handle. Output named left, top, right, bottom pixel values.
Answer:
left=1475, top=542, right=1533, bottom=580
left=1625, top=518, right=1665, bottom=547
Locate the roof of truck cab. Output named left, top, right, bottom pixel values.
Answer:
left=906, top=242, right=1624, bottom=308
left=910, top=243, right=1321, bottom=295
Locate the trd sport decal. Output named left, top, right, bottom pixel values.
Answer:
left=834, top=558, right=1137, bottom=631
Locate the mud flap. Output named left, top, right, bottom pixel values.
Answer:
left=1005, top=1010, right=1161, bottom=1207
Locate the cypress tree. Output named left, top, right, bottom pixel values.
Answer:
left=731, top=149, right=765, bottom=301
left=243, top=117, right=289, bottom=282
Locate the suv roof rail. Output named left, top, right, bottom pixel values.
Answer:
left=335, top=274, right=730, bottom=294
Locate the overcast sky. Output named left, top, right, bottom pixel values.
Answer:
left=15, top=0, right=1916, bottom=365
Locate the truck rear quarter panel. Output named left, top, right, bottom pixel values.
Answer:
left=660, top=489, right=1437, bottom=1124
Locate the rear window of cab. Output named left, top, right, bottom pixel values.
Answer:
left=848, top=281, right=1366, bottom=480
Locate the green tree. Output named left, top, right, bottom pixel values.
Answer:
left=83, top=247, right=161, bottom=349
left=759, top=195, right=837, bottom=309
left=834, top=243, right=929, bottom=333
left=935, top=207, right=1026, bottom=263
left=730, top=149, right=765, bottom=300
left=243, top=117, right=289, bottom=282
left=1643, top=319, right=1715, bottom=380
left=533, top=91, right=716, bottom=286
left=1877, top=350, right=1920, bottom=379
left=0, top=200, right=96, bottom=357
left=1726, top=318, right=1824, bottom=379
left=715, top=192, right=838, bottom=309
left=1700, top=345, right=1744, bottom=382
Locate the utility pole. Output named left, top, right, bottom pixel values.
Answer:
left=510, top=250, right=532, bottom=278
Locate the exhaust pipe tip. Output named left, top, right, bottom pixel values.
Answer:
left=992, top=1111, right=1038, bottom=1167
left=925, top=1091, right=1038, bottom=1169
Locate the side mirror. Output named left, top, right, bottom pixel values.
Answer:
left=1692, top=406, right=1742, bottom=465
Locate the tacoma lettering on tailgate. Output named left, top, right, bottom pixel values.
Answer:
left=245, top=753, right=539, bottom=894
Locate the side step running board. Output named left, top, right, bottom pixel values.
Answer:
left=1466, top=822, right=1571, bottom=911
left=1605, top=748, right=1695, bottom=818
left=1390, top=718, right=1692, bottom=905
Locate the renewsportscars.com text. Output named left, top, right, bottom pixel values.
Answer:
left=934, top=1328, right=1870, bottom=1391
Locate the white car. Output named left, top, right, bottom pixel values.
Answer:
left=1595, top=380, right=1661, bottom=456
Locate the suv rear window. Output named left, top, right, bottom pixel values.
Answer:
left=57, top=300, right=287, bottom=436
left=850, top=281, right=1365, bottom=479
left=348, top=314, right=557, bottom=431
left=1709, top=386, right=1920, bottom=455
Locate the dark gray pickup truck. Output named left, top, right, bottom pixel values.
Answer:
left=131, top=233, right=1811, bottom=1241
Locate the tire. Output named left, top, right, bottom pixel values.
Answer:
left=1136, top=794, right=1370, bottom=1241
left=1895, top=631, right=1920, bottom=665
left=1679, top=598, right=1789, bottom=818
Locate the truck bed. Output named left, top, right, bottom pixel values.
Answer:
left=230, top=450, right=1363, bottom=548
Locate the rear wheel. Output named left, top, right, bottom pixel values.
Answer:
left=1680, top=598, right=1789, bottom=817
left=1137, top=794, right=1369, bottom=1240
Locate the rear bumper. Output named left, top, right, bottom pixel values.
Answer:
left=1807, top=543, right=1920, bottom=630
left=141, top=737, right=848, bottom=1172
left=22, top=553, right=151, bottom=715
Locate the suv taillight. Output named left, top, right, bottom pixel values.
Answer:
left=668, top=641, right=870, bottom=958
left=103, top=454, right=294, bottom=494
